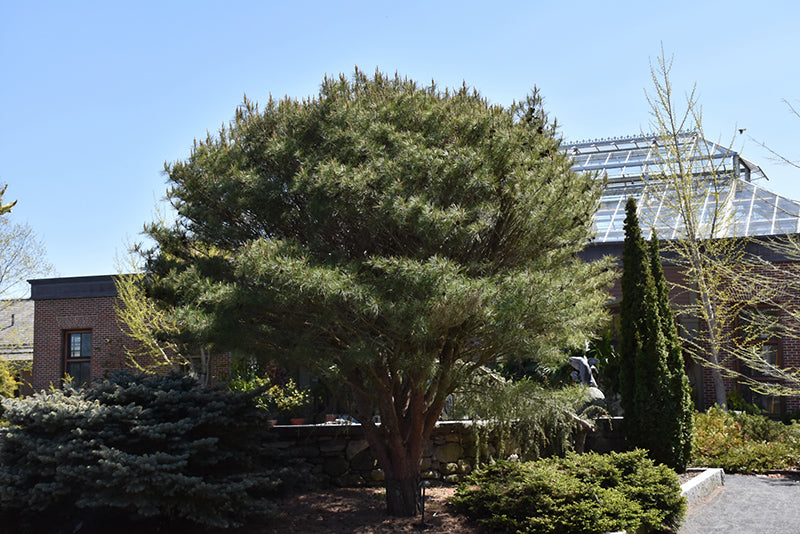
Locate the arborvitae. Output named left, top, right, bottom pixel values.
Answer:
left=649, top=236, right=694, bottom=470
left=620, top=198, right=688, bottom=470
left=0, top=372, right=311, bottom=532
left=620, top=198, right=650, bottom=440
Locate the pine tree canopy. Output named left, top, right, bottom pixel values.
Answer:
left=142, top=70, right=614, bottom=514
left=146, top=70, right=611, bottom=380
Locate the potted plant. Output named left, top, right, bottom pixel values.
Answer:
left=270, top=379, right=311, bottom=424
left=227, top=373, right=280, bottom=425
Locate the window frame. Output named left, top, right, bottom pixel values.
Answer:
left=64, top=330, right=92, bottom=387
left=735, top=307, right=782, bottom=416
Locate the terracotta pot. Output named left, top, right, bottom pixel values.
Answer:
left=289, top=417, right=307, bottom=425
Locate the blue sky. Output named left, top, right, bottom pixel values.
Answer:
left=2, top=1, right=800, bottom=284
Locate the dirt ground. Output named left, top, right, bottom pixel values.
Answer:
left=230, top=485, right=488, bottom=534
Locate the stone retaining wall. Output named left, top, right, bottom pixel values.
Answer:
left=267, top=421, right=483, bottom=486
left=267, top=418, right=626, bottom=487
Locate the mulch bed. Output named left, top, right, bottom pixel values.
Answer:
left=225, top=485, right=487, bottom=534
left=220, top=469, right=716, bottom=533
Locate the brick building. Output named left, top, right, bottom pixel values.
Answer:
left=570, top=134, right=800, bottom=416
left=29, top=275, right=230, bottom=392
left=582, top=237, right=800, bottom=416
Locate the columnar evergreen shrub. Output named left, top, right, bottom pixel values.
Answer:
left=620, top=198, right=693, bottom=470
left=0, top=372, right=309, bottom=532
left=649, top=236, right=694, bottom=468
left=452, top=449, right=686, bottom=534
left=620, top=199, right=650, bottom=444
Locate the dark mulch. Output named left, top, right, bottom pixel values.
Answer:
left=224, top=485, right=488, bottom=534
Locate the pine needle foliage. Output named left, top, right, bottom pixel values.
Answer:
left=0, top=371, right=308, bottom=531
left=141, top=69, right=614, bottom=515
left=447, top=369, right=600, bottom=461
left=452, top=449, right=686, bottom=534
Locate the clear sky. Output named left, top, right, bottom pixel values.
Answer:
left=2, top=1, right=800, bottom=285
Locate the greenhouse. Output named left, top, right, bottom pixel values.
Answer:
left=565, top=133, right=800, bottom=243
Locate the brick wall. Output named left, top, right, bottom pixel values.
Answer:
left=30, top=277, right=232, bottom=392
left=602, top=256, right=800, bottom=415
left=32, top=294, right=126, bottom=391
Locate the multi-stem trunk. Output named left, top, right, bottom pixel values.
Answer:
left=358, top=409, right=432, bottom=516
left=382, top=446, right=425, bottom=516
left=349, top=364, right=450, bottom=517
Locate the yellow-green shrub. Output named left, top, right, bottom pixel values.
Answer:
left=692, top=406, right=800, bottom=473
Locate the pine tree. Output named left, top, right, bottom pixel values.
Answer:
left=140, top=70, right=615, bottom=515
left=620, top=198, right=691, bottom=470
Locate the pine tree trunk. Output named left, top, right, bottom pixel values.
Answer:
left=376, top=430, right=425, bottom=516
left=385, top=474, right=420, bottom=516
left=354, top=396, right=430, bottom=517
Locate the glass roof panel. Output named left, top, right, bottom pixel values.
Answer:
left=565, top=134, right=800, bottom=242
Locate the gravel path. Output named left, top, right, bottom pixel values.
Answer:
left=679, top=474, right=800, bottom=534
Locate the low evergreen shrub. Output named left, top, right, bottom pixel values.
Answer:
left=692, top=406, right=800, bottom=473
left=452, top=449, right=686, bottom=534
left=0, top=371, right=312, bottom=532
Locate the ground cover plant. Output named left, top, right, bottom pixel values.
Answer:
left=452, top=449, right=686, bottom=534
left=692, top=406, right=800, bottom=473
left=0, top=371, right=312, bottom=533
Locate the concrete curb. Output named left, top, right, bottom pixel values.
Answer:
left=681, top=467, right=725, bottom=506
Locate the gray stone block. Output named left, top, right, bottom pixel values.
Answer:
left=346, top=439, right=369, bottom=460
left=324, top=457, right=350, bottom=477
left=441, top=462, right=459, bottom=475
left=436, top=442, right=463, bottom=463
left=350, top=449, right=376, bottom=471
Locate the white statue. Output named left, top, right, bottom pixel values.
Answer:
left=568, top=355, right=600, bottom=388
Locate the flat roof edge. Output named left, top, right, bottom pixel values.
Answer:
left=29, top=275, right=118, bottom=300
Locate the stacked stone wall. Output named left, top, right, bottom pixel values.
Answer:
left=266, top=420, right=625, bottom=487
left=268, top=421, right=493, bottom=487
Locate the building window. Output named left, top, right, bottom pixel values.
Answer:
left=65, top=331, right=91, bottom=387
left=736, top=308, right=781, bottom=416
